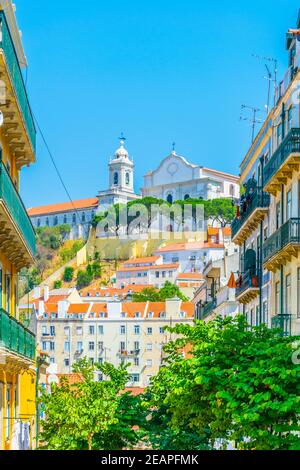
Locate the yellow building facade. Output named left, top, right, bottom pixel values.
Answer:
left=0, top=1, right=37, bottom=450
left=231, top=11, right=300, bottom=337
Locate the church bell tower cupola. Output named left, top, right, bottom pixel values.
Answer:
left=109, top=134, right=134, bottom=194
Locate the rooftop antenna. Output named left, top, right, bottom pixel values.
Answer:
left=252, top=54, right=278, bottom=110
left=240, top=104, right=264, bottom=143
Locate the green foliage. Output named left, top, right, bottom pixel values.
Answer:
left=133, top=282, right=188, bottom=302
left=76, top=269, right=93, bottom=289
left=92, top=262, right=102, bottom=279
left=53, top=280, right=62, bottom=289
left=38, top=359, right=143, bottom=450
left=59, top=240, right=85, bottom=264
left=63, top=267, right=74, bottom=283
left=147, top=316, right=300, bottom=450
left=36, top=225, right=71, bottom=250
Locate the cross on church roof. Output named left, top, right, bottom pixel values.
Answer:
left=119, top=133, right=126, bottom=145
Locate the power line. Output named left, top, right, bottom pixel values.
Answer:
left=32, top=112, right=87, bottom=232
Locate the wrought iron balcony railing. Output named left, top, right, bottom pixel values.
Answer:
left=271, top=314, right=292, bottom=337
left=201, top=298, right=217, bottom=319
left=0, top=11, right=36, bottom=152
left=263, top=218, right=300, bottom=264
left=236, top=270, right=259, bottom=298
left=264, top=128, right=300, bottom=187
left=0, top=308, right=35, bottom=360
left=232, top=188, right=270, bottom=240
left=0, top=160, right=36, bottom=256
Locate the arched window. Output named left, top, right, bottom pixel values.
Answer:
left=167, top=194, right=173, bottom=204
left=114, top=172, right=119, bottom=185
left=125, top=172, right=130, bottom=185
left=73, top=213, right=76, bottom=224
left=82, top=212, right=86, bottom=223
left=184, top=194, right=190, bottom=200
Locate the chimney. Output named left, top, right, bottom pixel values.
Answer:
left=44, top=285, right=49, bottom=302
left=38, top=300, right=45, bottom=317
left=33, top=286, right=41, bottom=300
left=58, top=301, right=69, bottom=319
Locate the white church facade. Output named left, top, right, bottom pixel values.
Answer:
left=142, top=150, right=240, bottom=203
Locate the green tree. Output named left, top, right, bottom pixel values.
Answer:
left=63, top=266, right=74, bottom=282
left=53, top=280, right=62, bottom=289
left=133, top=282, right=188, bottom=302
left=38, top=359, right=143, bottom=450
left=147, top=316, right=300, bottom=450
left=92, top=262, right=102, bottom=279
left=76, top=269, right=93, bottom=289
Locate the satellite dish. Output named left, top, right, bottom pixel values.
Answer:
left=0, top=111, right=4, bottom=127
left=220, top=277, right=228, bottom=287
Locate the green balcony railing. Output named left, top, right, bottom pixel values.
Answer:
left=263, top=218, right=300, bottom=264
left=264, top=128, right=300, bottom=187
left=271, top=314, right=292, bottom=337
left=232, top=188, right=270, bottom=239
left=0, top=160, right=36, bottom=256
left=0, top=11, right=36, bottom=152
left=0, top=308, right=35, bottom=360
left=201, top=298, right=217, bottom=319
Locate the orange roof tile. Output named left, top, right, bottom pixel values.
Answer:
left=177, top=273, right=204, bottom=279
left=67, top=303, right=90, bottom=314
left=81, top=285, right=156, bottom=297
left=122, top=256, right=160, bottom=266
left=121, top=303, right=147, bottom=318
left=156, top=242, right=224, bottom=253
left=117, top=263, right=179, bottom=273
left=28, top=198, right=99, bottom=217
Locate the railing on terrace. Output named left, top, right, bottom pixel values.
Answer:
left=263, top=218, right=300, bottom=264
left=201, top=298, right=217, bottom=319
left=0, top=11, right=36, bottom=152
left=0, top=160, right=36, bottom=256
left=236, top=270, right=259, bottom=298
left=0, top=308, right=35, bottom=360
left=264, top=128, right=300, bottom=186
left=271, top=314, right=292, bottom=337
left=231, top=188, right=270, bottom=238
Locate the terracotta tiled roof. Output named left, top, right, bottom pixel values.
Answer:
left=177, top=273, right=204, bottom=280
left=28, top=198, right=99, bottom=216
left=122, top=256, right=161, bottom=266
left=81, top=285, right=155, bottom=298
left=67, top=303, right=90, bottom=314
left=121, top=303, right=147, bottom=318
left=117, top=263, right=179, bottom=273
left=44, top=303, right=58, bottom=314
left=88, top=303, right=108, bottom=317
left=156, top=242, right=224, bottom=252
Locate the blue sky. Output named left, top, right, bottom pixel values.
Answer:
left=17, top=0, right=297, bottom=207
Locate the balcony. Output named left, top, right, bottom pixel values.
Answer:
left=0, top=308, right=35, bottom=363
left=119, top=349, right=140, bottom=357
left=271, top=314, right=292, bottom=337
left=232, top=189, right=270, bottom=245
left=0, top=11, right=36, bottom=166
left=200, top=298, right=217, bottom=320
left=0, top=160, right=36, bottom=268
left=236, top=271, right=259, bottom=304
left=264, top=128, right=300, bottom=196
left=263, top=218, right=300, bottom=272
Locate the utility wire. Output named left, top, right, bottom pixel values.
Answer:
left=32, top=112, right=85, bottom=227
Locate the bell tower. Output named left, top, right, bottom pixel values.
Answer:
left=109, top=134, right=134, bottom=194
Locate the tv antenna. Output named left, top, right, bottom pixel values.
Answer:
left=252, top=54, right=278, bottom=112
left=240, top=104, right=264, bottom=143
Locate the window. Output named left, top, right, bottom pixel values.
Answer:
left=155, top=272, right=159, bottom=278
left=286, top=190, right=292, bottom=221
left=147, top=327, right=153, bottom=335
left=285, top=274, right=291, bottom=315
left=276, top=202, right=281, bottom=230
left=82, top=212, right=86, bottom=223
left=64, top=341, right=70, bottom=353
left=98, top=325, right=104, bottom=335
left=159, top=327, right=165, bottom=334
left=146, top=343, right=153, bottom=352
left=89, top=325, right=95, bottom=335
left=130, top=374, right=140, bottom=383
left=50, top=357, right=55, bottom=364
left=77, top=341, right=83, bottom=352
left=179, top=311, right=186, bottom=319
left=54, top=216, right=58, bottom=226
left=120, top=341, right=126, bottom=352
left=37, top=218, right=41, bottom=227
left=277, top=122, right=282, bottom=146
left=42, top=326, right=47, bottom=336
left=50, top=342, right=55, bottom=351
left=147, top=359, right=153, bottom=368
left=134, top=312, right=141, bottom=318
left=46, top=217, right=49, bottom=226
left=98, top=341, right=104, bottom=351
left=76, top=327, right=83, bottom=336
left=126, top=172, right=130, bottom=185
left=98, top=358, right=103, bottom=365
left=89, top=358, right=94, bottom=365
left=114, top=172, right=119, bottom=185
left=134, top=357, right=139, bottom=366
left=72, top=213, right=76, bottom=224
left=89, top=342, right=95, bottom=351
left=275, top=281, right=280, bottom=315
left=64, top=326, right=69, bottom=336
left=262, top=301, right=268, bottom=325
left=120, top=325, right=126, bottom=335
left=184, top=194, right=190, bottom=200
left=42, top=341, right=47, bottom=352
left=229, top=184, right=235, bottom=197
left=288, top=107, right=293, bottom=131
left=162, top=271, right=166, bottom=278
left=64, top=214, right=67, bottom=224
left=134, top=325, right=140, bottom=335
left=64, top=359, right=70, bottom=367
left=148, top=312, right=153, bottom=318
left=167, top=194, right=173, bottom=204
left=159, top=312, right=166, bottom=318
left=134, top=341, right=140, bottom=351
